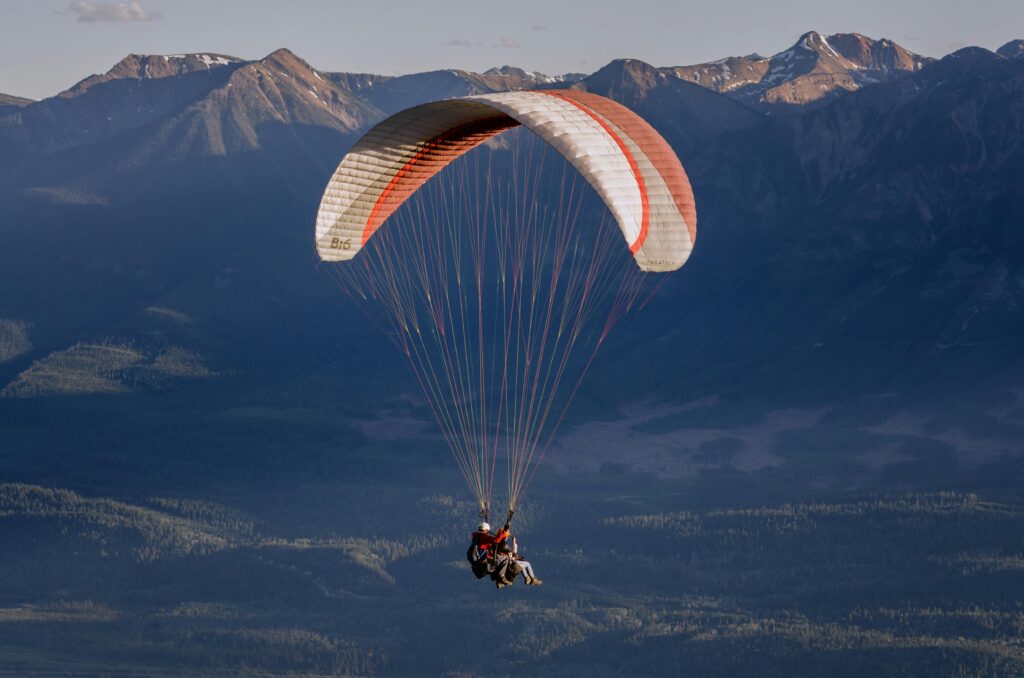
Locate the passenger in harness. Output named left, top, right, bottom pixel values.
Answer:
left=492, top=532, right=542, bottom=588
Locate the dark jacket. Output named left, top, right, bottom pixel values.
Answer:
left=467, top=528, right=508, bottom=579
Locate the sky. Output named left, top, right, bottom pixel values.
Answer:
left=1, top=0, right=1021, bottom=100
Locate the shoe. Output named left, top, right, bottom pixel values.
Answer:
left=528, top=578, right=543, bottom=586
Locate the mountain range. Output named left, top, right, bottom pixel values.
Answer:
left=2, top=29, right=1024, bottom=675
left=670, top=31, right=930, bottom=108
left=1, top=31, right=1023, bottom=411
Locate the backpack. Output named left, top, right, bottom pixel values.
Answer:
left=467, top=544, right=494, bottom=579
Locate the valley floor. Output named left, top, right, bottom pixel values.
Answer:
left=1, top=392, right=1023, bottom=676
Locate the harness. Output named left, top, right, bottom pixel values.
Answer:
left=467, top=534, right=497, bottom=579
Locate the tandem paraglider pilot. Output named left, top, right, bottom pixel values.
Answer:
left=467, top=521, right=542, bottom=588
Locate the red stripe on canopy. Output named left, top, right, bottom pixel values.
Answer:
left=554, top=90, right=697, bottom=247
left=540, top=90, right=651, bottom=254
left=362, top=115, right=519, bottom=245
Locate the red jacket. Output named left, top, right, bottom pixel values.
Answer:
left=472, top=528, right=510, bottom=555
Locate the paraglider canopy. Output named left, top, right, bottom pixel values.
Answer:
left=316, top=90, right=696, bottom=273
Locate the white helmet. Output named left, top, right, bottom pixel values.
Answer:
left=478, top=521, right=491, bottom=532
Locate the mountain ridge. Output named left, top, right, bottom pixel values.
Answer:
left=997, top=39, right=1024, bottom=59
left=669, top=31, right=930, bottom=109
left=5, top=30, right=929, bottom=119
left=0, top=47, right=382, bottom=179
left=0, top=92, right=33, bottom=107
left=60, top=52, right=245, bottom=99
left=2, top=34, right=1022, bottom=406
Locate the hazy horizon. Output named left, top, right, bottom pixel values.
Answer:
left=2, top=0, right=1021, bottom=100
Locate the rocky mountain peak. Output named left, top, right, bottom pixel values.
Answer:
left=183, top=48, right=381, bottom=153
left=608, top=58, right=663, bottom=75
left=241, top=47, right=335, bottom=91
left=484, top=65, right=530, bottom=78
left=670, top=31, right=931, bottom=109
left=778, top=31, right=858, bottom=71
left=795, top=31, right=827, bottom=51
left=482, top=65, right=585, bottom=87
left=258, top=48, right=307, bottom=71
left=997, top=39, right=1024, bottom=59
left=943, top=46, right=1002, bottom=66
left=0, top=93, right=33, bottom=108
left=828, top=33, right=927, bottom=72
left=580, top=58, right=666, bottom=100
left=62, top=52, right=243, bottom=98
left=2, top=47, right=378, bottom=166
